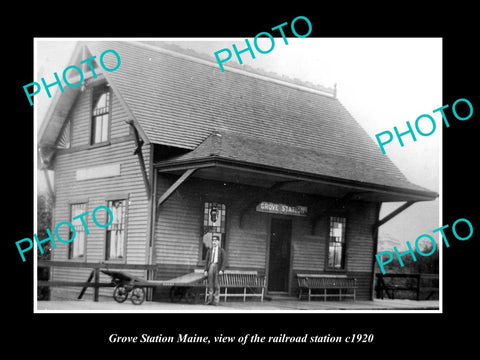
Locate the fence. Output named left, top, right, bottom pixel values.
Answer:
left=375, top=273, right=439, bottom=300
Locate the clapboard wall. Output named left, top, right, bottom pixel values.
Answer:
left=47, top=83, right=379, bottom=301
left=49, top=86, right=152, bottom=300
left=290, top=201, right=378, bottom=300
left=153, top=175, right=378, bottom=300
left=154, top=176, right=270, bottom=271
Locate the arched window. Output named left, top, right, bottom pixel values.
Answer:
left=91, top=87, right=110, bottom=144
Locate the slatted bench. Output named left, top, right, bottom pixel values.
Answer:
left=195, top=269, right=265, bottom=302
left=297, top=274, right=357, bottom=302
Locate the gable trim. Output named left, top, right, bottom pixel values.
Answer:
left=38, top=43, right=151, bottom=154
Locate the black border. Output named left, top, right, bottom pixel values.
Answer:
left=8, top=7, right=478, bottom=354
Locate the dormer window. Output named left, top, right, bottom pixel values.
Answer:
left=91, top=86, right=110, bottom=144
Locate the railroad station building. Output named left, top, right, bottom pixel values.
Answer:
left=38, top=41, right=438, bottom=302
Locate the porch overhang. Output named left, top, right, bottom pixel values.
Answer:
left=154, top=157, right=438, bottom=204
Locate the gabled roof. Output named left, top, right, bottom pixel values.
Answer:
left=39, top=40, right=437, bottom=201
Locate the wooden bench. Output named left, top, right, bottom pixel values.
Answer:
left=297, top=274, right=357, bottom=302
left=195, top=269, right=265, bottom=302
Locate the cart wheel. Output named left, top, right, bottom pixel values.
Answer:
left=130, top=287, right=145, bottom=305
left=185, top=288, right=197, bottom=304
left=113, top=285, right=129, bottom=303
left=169, top=286, right=184, bottom=303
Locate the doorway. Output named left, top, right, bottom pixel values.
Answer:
left=268, top=218, right=292, bottom=293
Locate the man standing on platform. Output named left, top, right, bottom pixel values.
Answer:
left=204, top=235, right=227, bottom=305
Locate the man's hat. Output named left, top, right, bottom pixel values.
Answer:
left=212, top=235, right=220, bottom=241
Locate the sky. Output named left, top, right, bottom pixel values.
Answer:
left=35, top=37, right=442, bottom=250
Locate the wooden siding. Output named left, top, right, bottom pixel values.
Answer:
left=350, top=271, right=374, bottom=300
left=49, top=85, right=152, bottom=299
left=292, top=236, right=325, bottom=271
left=290, top=201, right=377, bottom=273
left=344, top=202, right=377, bottom=273
left=155, top=175, right=202, bottom=266
left=292, top=217, right=325, bottom=271
left=154, top=176, right=378, bottom=298
left=51, top=146, right=378, bottom=303
left=227, top=209, right=268, bottom=270
left=290, top=201, right=378, bottom=300
left=154, top=177, right=270, bottom=269
left=52, top=141, right=151, bottom=262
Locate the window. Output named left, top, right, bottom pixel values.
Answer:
left=91, top=87, right=110, bottom=144
left=105, top=200, right=126, bottom=260
left=201, top=202, right=226, bottom=261
left=327, top=217, right=347, bottom=269
left=68, top=203, right=87, bottom=259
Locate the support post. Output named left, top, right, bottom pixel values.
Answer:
left=370, top=202, right=382, bottom=300
left=126, top=120, right=151, bottom=199
left=93, top=268, right=100, bottom=302
left=157, top=168, right=197, bottom=209
left=375, top=201, right=415, bottom=228
left=78, top=270, right=95, bottom=300
left=371, top=201, right=415, bottom=300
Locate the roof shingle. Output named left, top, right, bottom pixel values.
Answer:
left=42, top=40, right=437, bottom=200
left=157, top=129, right=434, bottom=195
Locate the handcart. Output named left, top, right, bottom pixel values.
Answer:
left=101, top=269, right=207, bottom=305
left=101, top=270, right=149, bottom=305
left=164, top=270, right=209, bottom=304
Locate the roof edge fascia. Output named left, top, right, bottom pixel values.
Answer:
left=154, top=157, right=439, bottom=202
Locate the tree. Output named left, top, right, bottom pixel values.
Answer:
left=37, top=192, right=53, bottom=300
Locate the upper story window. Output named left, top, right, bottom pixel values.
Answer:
left=91, top=87, right=110, bottom=145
